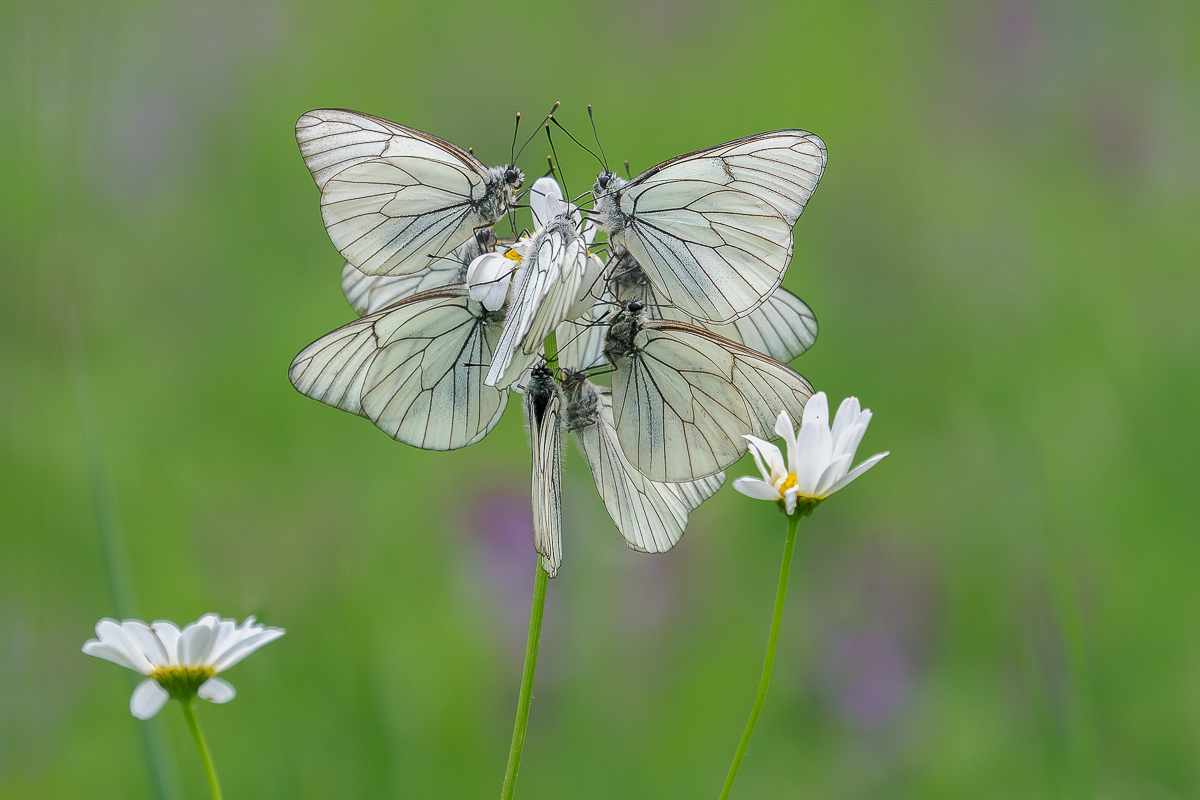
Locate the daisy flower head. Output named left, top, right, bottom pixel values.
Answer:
left=734, top=392, right=888, bottom=516
left=83, top=614, right=284, bottom=719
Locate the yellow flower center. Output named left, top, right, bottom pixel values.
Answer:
left=504, top=248, right=522, bottom=262
left=150, top=666, right=215, bottom=699
left=776, top=473, right=798, bottom=493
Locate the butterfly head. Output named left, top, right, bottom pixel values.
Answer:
left=591, top=172, right=626, bottom=236
left=603, top=299, right=645, bottom=363
left=503, top=166, right=524, bottom=189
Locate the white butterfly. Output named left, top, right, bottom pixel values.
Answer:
left=289, top=286, right=532, bottom=450
left=603, top=299, right=814, bottom=482
left=340, top=229, right=499, bottom=316
left=524, top=366, right=565, bottom=577
left=297, top=109, right=523, bottom=277
left=483, top=177, right=600, bottom=388
left=589, top=131, right=827, bottom=324
left=562, top=371, right=724, bottom=554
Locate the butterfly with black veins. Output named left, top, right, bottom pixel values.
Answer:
left=297, top=109, right=523, bottom=277
left=524, top=366, right=565, bottom=578
left=483, top=177, right=601, bottom=389
left=602, top=299, right=815, bottom=483
left=289, top=285, right=536, bottom=451
left=561, top=369, right=724, bottom=554
left=589, top=130, right=827, bottom=324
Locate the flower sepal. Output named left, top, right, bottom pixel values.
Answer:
left=778, top=496, right=822, bottom=518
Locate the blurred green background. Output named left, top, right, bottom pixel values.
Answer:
left=3, top=2, right=1198, bottom=798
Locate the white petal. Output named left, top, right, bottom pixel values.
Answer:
left=834, top=411, right=871, bottom=462
left=212, top=627, right=285, bottom=672
left=121, top=620, right=169, bottom=670
left=743, top=435, right=785, bottom=479
left=814, top=453, right=853, bottom=497
left=181, top=618, right=217, bottom=668
left=82, top=640, right=139, bottom=671
left=829, top=396, right=861, bottom=448
left=792, top=415, right=832, bottom=495
left=783, top=486, right=799, bottom=515
left=801, top=391, right=828, bottom=430
left=466, top=252, right=513, bottom=311
left=827, top=452, right=889, bottom=495
left=198, top=677, right=237, bottom=704
left=529, top=177, right=565, bottom=229
left=733, top=477, right=781, bottom=501
left=130, top=679, right=170, bottom=720
left=773, top=410, right=799, bottom=475
left=151, top=621, right=182, bottom=667
left=206, top=619, right=239, bottom=668
left=96, top=619, right=154, bottom=674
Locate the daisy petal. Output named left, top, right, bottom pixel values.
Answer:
left=130, top=679, right=169, bottom=720
left=96, top=619, right=154, bottom=674
left=82, top=640, right=139, bottom=671
left=814, top=453, right=853, bottom=497
left=829, top=396, right=861, bottom=450
left=529, top=177, right=565, bottom=228
left=198, top=677, right=237, bottom=704
left=793, top=416, right=832, bottom=495
left=827, top=452, right=889, bottom=495
left=181, top=619, right=217, bottom=668
left=151, top=621, right=182, bottom=667
left=733, top=477, right=781, bottom=501
left=744, top=435, right=785, bottom=479
left=121, top=620, right=169, bottom=670
left=783, top=486, right=799, bottom=515
left=801, top=391, right=828, bottom=429
left=212, top=627, right=285, bottom=672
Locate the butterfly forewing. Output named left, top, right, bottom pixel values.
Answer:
left=297, top=109, right=501, bottom=277
left=290, top=287, right=508, bottom=451
left=570, top=380, right=724, bottom=553
left=613, top=130, right=826, bottom=324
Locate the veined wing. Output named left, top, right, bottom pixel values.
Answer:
left=614, top=258, right=818, bottom=364
left=289, top=287, right=508, bottom=450
left=525, top=370, right=564, bottom=578
left=618, top=131, right=827, bottom=324
left=297, top=109, right=494, bottom=277
left=485, top=220, right=587, bottom=388
left=339, top=229, right=491, bottom=315
left=340, top=259, right=465, bottom=316
left=570, top=380, right=724, bottom=553
left=610, top=319, right=814, bottom=482
left=703, top=287, right=817, bottom=364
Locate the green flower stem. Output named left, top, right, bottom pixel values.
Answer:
left=179, top=699, right=222, bottom=800
left=500, top=559, right=549, bottom=800
left=498, top=332, right=558, bottom=800
left=719, top=512, right=802, bottom=800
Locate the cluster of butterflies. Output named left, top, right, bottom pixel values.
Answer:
left=289, top=108, right=828, bottom=577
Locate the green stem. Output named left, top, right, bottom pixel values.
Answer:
left=180, top=699, right=223, bottom=800
left=500, top=560, right=550, bottom=800
left=719, top=513, right=801, bottom=800
left=542, top=331, right=559, bottom=370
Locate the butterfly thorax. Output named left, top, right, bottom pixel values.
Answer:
left=561, top=373, right=600, bottom=431
left=603, top=303, right=645, bottom=364
left=591, top=173, right=628, bottom=238
left=480, top=166, right=524, bottom=222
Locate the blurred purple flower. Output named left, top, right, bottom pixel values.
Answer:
left=808, top=535, right=938, bottom=732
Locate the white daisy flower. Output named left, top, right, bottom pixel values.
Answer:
left=733, top=392, right=889, bottom=515
left=82, top=614, right=285, bottom=719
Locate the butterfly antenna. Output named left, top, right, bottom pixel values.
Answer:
left=624, top=159, right=632, bottom=180
left=544, top=155, right=555, bottom=178
left=587, top=105, right=609, bottom=172
left=548, top=113, right=605, bottom=170
left=509, top=112, right=521, bottom=164
left=514, top=101, right=558, bottom=162
left=545, top=123, right=569, bottom=199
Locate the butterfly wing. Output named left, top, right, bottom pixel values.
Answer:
left=289, top=287, right=508, bottom=450
left=572, top=381, right=724, bottom=553
left=296, top=109, right=498, bottom=277
left=699, top=287, right=818, bottom=364
left=525, top=375, right=564, bottom=578
left=616, top=131, right=826, bottom=324
left=340, top=259, right=466, bottom=316
left=485, top=222, right=588, bottom=388
left=609, top=319, right=814, bottom=482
